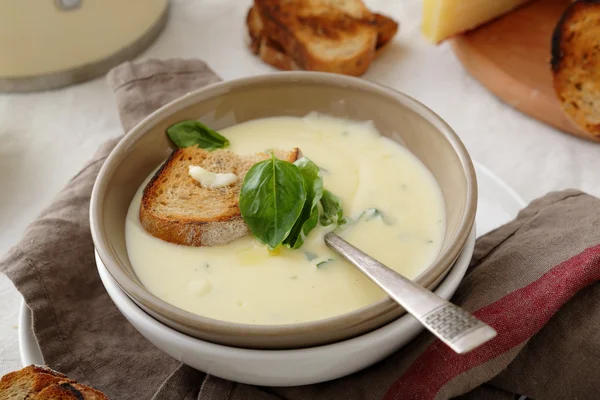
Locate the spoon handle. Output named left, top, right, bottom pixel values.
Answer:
left=324, top=232, right=496, bottom=354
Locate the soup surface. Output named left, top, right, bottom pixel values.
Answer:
left=125, top=114, right=446, bottom=324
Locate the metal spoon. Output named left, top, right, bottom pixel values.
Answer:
left=324, top=232, right=496, bottom=354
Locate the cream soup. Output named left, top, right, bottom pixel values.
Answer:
left=125, top=114, right=446, bottom=324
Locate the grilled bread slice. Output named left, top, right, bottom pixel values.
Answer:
left=253, top=0, right=379, bottom=76
left=247, top=4, right=265, bottom=53
left=552, top=0, right=600, bottom=138
left=371, top=12, right=399, bottom=49
left=29, top=382, right=108, bottom=400
left=247, top=3, right=398, bottom=74
left=140, top=147, right=299, bottom=247
left=247, top=6, right=300, bottom=70
left=0, top=365, right=71, bottom=399
left=258, top=37, right=301, bottom=71
left=0, top=365, right=108, bottom=400
left=247, top=5, right=398, bottom=52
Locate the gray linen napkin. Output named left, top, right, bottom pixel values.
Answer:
left=2, top=59, right=600, bottom=400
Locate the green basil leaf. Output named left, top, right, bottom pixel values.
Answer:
left=239, top=156, right=307, bottom=249
left=316, top=258, right=334, bottom=268
left=320, top=189, right=346, bottom=226
left=283, top=158, right=324, bottom=249
left=364, top=208, right=395, bottom=225
left=167, top=120, right=230, bottom=150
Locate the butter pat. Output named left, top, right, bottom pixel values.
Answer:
left=422, top=0, right=532, bottom=43
left=188, top=165, right=238, bottom=188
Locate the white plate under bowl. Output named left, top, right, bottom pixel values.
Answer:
left=19, top=161, right=525, bottom=384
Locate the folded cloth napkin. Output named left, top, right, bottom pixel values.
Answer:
left=2, top=59, right=600, bottom=400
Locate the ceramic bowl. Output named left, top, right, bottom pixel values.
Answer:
left=96, top=227, right=475, bottom=386
left=90, top=72, right=477, bottom=349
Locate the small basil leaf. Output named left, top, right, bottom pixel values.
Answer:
left=365, top=208, right=382, bottom=221
left=364, top=208, right=395, bottom=225
left=320, top=189, right=346, bottom=226
left=167, top=120, right=230, bottom=150
left=239, top=156, right=307, bottom=249
left=316, top=258, right=334, bottom=268
left=284, top=158, right=323, bottom=249
left=285, top=205, right=318, bottom=250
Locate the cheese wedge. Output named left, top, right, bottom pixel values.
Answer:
left=422, top=0, right=533, bottom=43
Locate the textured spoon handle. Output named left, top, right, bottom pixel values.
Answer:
left=324, top=232, right=496, bottom=354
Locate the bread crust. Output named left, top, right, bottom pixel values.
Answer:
left=247, top=6, right=263, bottom=54
left=258, top=37, right=301, bottom=71
left=552, top=0, right=600, bottom=138
left=30, top=382, right=109, bottom=400
left=0, top=365, right=108, bottom=400
left=371, top=13, right=399, bottom=49
left=139, top=147, right=299, bottom=247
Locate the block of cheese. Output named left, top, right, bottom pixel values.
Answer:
left=422, top=0, right=533, bottom=43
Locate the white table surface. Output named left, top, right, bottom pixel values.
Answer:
left=2, top=0, right=598, bottom=376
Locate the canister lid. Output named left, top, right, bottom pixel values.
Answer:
left=0, top=0, right=168, bottom=92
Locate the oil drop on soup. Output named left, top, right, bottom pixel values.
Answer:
left=125, top=114, right=446, bottom=324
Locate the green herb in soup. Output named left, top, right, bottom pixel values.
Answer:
left=316, top=258, right=334, bottom=268
left=283, top=158, right=323, bottom=249
left=363, top=208, right=395, bottom=225
left=239, top=155, right=306, bottom=250
left=167, top=120, right=230, bottom=150
left=240, top=155, right=345, bottom=251
left=320, top=189, right=346, bottom=226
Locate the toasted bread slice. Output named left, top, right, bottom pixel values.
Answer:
left=371, top=13, right=399, bottom=49
left=247, top=5, right=264, bottom=54
left=552, top=0, right=600, bottom=138
left=247, top=3, right=397, bottom=74
left=247, top=6, right=397, bottom=52
left=247, top=6, right=300, bottom=69
left=30, top=382, right=108, bottom=400
left=254, top=0, right=378, bottom=76
left=0, top=365, right=107, bottom=400
left=140, top=147, right=299, bottom=247
left=250, top=18, right=397, bottom=73
left=258, top=37, right=301, bottom=71
left=0, top=365, right=72, bottom=399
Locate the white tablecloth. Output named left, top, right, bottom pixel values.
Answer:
left=1, top=0, right=598, bottom=376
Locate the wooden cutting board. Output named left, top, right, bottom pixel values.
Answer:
left=450, top=0, right=597, bottom=142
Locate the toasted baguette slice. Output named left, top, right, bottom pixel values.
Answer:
left=370, top=13, right=399, bottom=49
left=0, top=365, right=107, bottom=400
left=247, top=4, right=397, bottom=74
left=140, top=147, right=299, bottom=247
left=258, top=37, right=301, bottom=71
left=247, top=5, right=299, bottom=70
left=247, top=6, right=397, bottom=53
left=247, top=5, right=264, bottom=54
left=254, top=0, right=378, bottom=76
left=552, top=0, right=600, bottom=138
left=0, top=365, right=72, bottom=399
left=30, top=382, right=108, bottom=400
left=250, top=20, right=397, bottom=73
